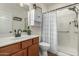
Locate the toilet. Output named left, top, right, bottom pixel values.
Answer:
left=39, top=42, right=50, bottom=56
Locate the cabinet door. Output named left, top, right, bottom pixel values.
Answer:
left=12, top=50, right=24, bottom=56
left=23, top=49, right=27, bottom=56
left=28, top=44, right=39, bottom=56
left=12, top=49, right=27, bottom=56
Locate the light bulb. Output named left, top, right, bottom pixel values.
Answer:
left=20, top=3, right=24, bottom=7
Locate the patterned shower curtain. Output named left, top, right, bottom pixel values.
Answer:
left=42, top=11, right=57, bottom=54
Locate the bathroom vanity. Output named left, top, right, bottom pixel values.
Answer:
left=0, top=35, right=39, bottom=56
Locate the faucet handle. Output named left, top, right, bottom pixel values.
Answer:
left=18, top=29, right=22, bottom=32
left=9, top=31, right=12, bottom=33
left=14, top=30, right=16, bottom=32
left=18, top=29, right=22, bottom=34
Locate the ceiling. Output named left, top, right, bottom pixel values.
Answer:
left=41, top=3, right=58, bottom=6
left=0, top=3, right=73, bottom=12
left=39, top=3, right=73, bottom=7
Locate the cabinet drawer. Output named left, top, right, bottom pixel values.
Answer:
left=32, top=37, right=39, bottom=44
left=22, top=39, right=32, bottom=49
left=0, top=43, right=21, bottom=56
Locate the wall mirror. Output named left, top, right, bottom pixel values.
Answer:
left=0, top=3, right=29, bottom=36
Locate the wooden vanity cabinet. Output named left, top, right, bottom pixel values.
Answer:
left=28, top=37, right=39, bottom=56
left=28, top=43, right=39, bottom=56
left=12, top=50, right=25, bottom=56
left=12, top=49, right=27, bottom=56
left=32, top=37, right=39, bottom=44
left=0, top=37, right=39, bottom=56
left=22, top=39, right=32, bottom=49
left=0, top=43, right=21, bottom=56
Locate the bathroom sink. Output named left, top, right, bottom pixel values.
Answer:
left=0, top=36, right=25, bottom=43
left=0, top=37, right=15, bottom=42
left=10, top=35, right=29, bottom=40
left=14, top=37, right=25, bottom=40
left=0, top=35, right=35, bottom=43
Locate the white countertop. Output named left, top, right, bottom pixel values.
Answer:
left=0, top=35, right=39, bottom=48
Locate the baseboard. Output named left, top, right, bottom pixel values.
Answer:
left=48, top=49, right=57, bottom=55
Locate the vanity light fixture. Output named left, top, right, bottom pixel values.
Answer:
left=20, top=3, right=24, bottom=7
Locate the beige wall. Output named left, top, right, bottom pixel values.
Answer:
left=36, top=3, right=48, bottom=12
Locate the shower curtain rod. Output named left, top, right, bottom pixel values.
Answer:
left=43, top=3, right=79, bottom=14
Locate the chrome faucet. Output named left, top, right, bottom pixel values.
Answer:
left=14, top=29, right=22, bottom=37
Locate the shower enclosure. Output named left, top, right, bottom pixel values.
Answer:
left=42, top=3, right=79, bottom=56
left=57, top=4, right=79, bottom=56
